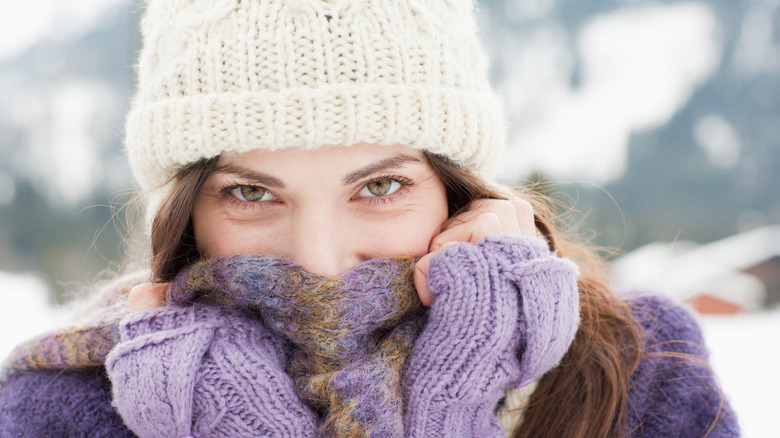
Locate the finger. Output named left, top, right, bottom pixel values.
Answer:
left=468, top=198, right=535, bottom=235
left=445, top=199, right=517, bottom=230
left=414, top=242, right=457, bottom=306
left=128, top=282, right=169, bottom=313
left=510, top=198, right=536, bottom=236
left=435, top=199, right=528, bottom=247
left=486, top=199, right=525, bottom=234
left=414, top=252, right=435, bottom=306
left=430, top=212, right=501, bottom=252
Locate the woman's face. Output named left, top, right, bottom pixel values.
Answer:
left=191, top=143, right=449, bottom=278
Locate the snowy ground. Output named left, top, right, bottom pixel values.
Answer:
left=0, top=271, right=77, bottom=362
left=699, top=310, right=780, bottom=438
left=1, top=270, right=777, bottom=436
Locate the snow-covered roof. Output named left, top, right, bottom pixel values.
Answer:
left=611, top=225, right=780, bottom=309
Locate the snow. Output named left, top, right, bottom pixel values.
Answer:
left=700, top=310, right=780, bottom=438
left=0, top=271, right=75, bottom=363
left=612, top=226, right=780, bottom=306
left=694, top=114, right=743, bottom=169
left=16, top=80, right=120, bottom=206
left=0, top=0, right=734, bottom=188
left=0, top=1, right=775, bottom=435
left=0, top=0, right=124, bottom=60
left=500, top=2, right=722, bottom=183
left=733, top=0, right=780, bottom=76
left=0, top=269, right=776, bottom=436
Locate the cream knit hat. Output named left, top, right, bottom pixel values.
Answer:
left=126, top=0, right=506, bottom=192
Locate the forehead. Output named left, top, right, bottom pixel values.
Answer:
left=217, top=143, right=427, bottom=172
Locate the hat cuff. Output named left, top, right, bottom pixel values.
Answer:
left=126, top=83, right=504, bottom=191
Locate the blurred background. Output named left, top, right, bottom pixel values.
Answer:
left=0, top=0, right=778, bottom=435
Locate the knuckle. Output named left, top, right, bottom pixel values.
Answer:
left=130, top=282, right=166, bottom=301
left=414, top=264, right=428, bottom=283
left=429, top=233, right=448, bottom=250
left=512, top=198, right=534, bottom=216
left=482, top=199, right=515, bottom=214
left=477, top=199, right=522, bottom=219
left=493, top=199, right=518, bottom=216
left=476, top=212, right=502, bottom=230
left=470, top=198, right=490, bottom=211
left=129, top=283, right=153, bottom=297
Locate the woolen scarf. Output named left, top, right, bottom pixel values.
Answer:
left=169, top=255, right=424, bottom=437
left=2, top=256, right=424, bottom=438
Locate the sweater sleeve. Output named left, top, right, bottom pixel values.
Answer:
left=105, top=303, right=318, bottom=438
left=0, top=367, right=136, bottom=437
left=402, top=235, right=580, bottom=437
left=625, top=294, right=741, bottom=437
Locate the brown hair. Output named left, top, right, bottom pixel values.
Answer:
left=150, top=156, right=219, bottom=282
left=149, top=151, right=643, bottom=436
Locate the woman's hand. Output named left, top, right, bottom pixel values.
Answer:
left=414, top=198, right=536, bottom=305
left=128, top=282, right=169, bottom=313
left=402, top=234, right=580, bottom=436
left=107, top=304, right=319, bottom=437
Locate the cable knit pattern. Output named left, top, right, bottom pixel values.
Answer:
left=1, top=295, right=741, bottom=437
left=402, top=235, right=580, bottom=437
left=105, top=304, right=318, bottom=437
left=167, top=255, right=423, bottom=438
left=1, top=295, right=742, bottom=437
left=0, top=236, right=741, bottom=436
left=127, top=0, right=505, bottom=193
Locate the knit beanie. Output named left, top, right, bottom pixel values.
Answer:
left=125, top=0, right=506, bottom=196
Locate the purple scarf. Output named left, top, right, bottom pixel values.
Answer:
left=169, top=255, right=424, bottom=438
left=2, top=256, right=425, bottom=437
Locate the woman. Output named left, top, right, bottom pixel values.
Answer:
left=0, top=0, right=738, bottom=437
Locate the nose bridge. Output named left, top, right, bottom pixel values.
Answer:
left=290, top=204, right=352, bottom=278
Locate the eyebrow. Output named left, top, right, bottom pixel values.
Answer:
left=212, top=163, right=286, bottom=189
left=212, top=153, right=422, bottom=188
left=342, top=154, right=422, bottom=185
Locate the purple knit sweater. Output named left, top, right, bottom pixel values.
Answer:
left=0, top=236, right=739, bottom=437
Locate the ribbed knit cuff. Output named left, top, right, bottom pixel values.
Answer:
left=127, top=84, right=504, bottom=191
left=479, top=235, right=553, bottom=265
left=107, top=306, right=220, bottom=438
left=405, top=398, right=505, bottom=438
left=119, top=304, right=223, bottom=341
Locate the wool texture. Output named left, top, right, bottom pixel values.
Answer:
left=401, top=236, right=580, bottom=436
left=169, top=255, right=425, bottom=438
left=127, top=0, right=505, bottom=198
left=3, top=235, right=585, bottom=437
left=1, top=295, right=741, bottom=437
left=1, top=236, right=741, bottom=436
left=106, top=303, right=319, bottom=437
left=0, top=367, right=136, bottom=437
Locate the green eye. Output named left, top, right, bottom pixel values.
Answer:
left=359, top=180, right=402, bottom=197
left=231, top=185, right=273, bottom=202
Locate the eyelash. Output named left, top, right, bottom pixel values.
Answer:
left=217, top=174, right=416, bottom=210
left=219, top=184, right=279, bottom=211
left=357, top=174, right=415, bottom=206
